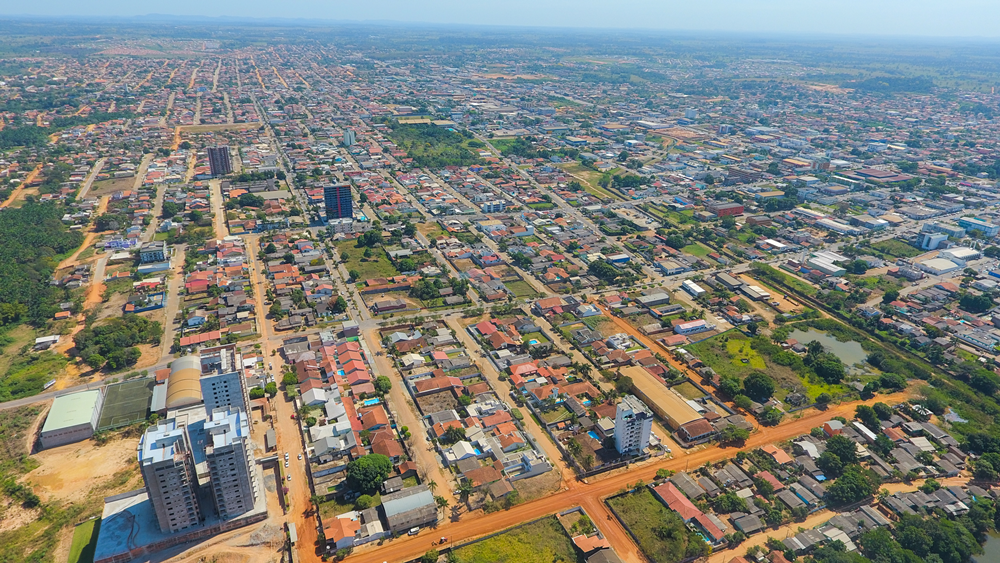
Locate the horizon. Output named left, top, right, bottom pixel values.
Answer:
left=2, top=1, right=1000, bottom=39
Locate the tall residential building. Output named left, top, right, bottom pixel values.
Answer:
left=205, top=408, right=258, bottom=519
left=199, top=344, right=250, bottom=415
left=614, top=394, right=653, bottom=455
left=343, top=129, right=356, bottom=147
left=140, top=420, right=202, bottom=533
left=324, top=184, right=353, bottom=220
left=207, top=146, right=233, bottom=176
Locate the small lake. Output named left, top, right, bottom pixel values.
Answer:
left=975, top=531, right=1000, bottom=563
left=787, top=328, right=868, bottom=366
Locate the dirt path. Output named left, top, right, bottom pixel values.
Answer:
left=210, top=179, right=228, bottom=239
left=0, top=163, right=42, bottom=209
left=159, top=246, right=186, bottom=360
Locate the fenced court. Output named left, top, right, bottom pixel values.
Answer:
left=97, top=378, right=154, bottom=431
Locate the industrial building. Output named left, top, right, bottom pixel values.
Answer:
left=806, top=251, right=849, bottom=277
left=918, top=258, right=962, bottom=276
left=919, top=232, right=949, bottom=251
left=39, top=389, right=105, bottom=449
left=207, top=146, right=233, bottom=176
left=140, top=419, right=202, bottom=533
left=682, top=280, right=706, bottom=297
left=938, top=246, right=981, bottom=265
left=615, top=394, right=653, bottom=455
left=740, top=284, right=771, bottom=301
left=715, top=272, right=744, bottom=290
left=205, top=408, right=258, bottom=520
left=706, top=202, right=744, bottom=217
left=324, top=183, right=353, bottom=220
left=958, top=217, right=1000, bottom=238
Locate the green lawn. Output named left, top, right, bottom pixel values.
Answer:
left=726, top=338, right=767, bottom=370
left=673, top=382, right=705, bottom=400
left=871, top=239, right=922, bottom=259
left=681, top=242, right=712, bottom=258
left=686, top=333, right=759, bottom=380
left=607, top=488, right=707, bottom=563
left=528, top=202, right=556, bottom=210
left=452, top=516, right=579, bottom=563
left=540, top=405, right=573, bottom=424
left=335, top=240, right=400, bottom=280
left=521, top=331, right=550, bottom=345
left=68, top=519, right=100, bottom=563
left=506, top=280, right=541, bottom=298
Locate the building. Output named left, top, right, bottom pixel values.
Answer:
left=139, top=241, right=168, bottom=264
left=707, top=202, right=744, bottom=217
left=958, top=217, right=1000, bottom=238
left=380, top=485, right=438, bottom=532
left=205, top=408, right=258, bottom=520
left=199, top=344, right=250, bottom=415
left=324, top=184, right=353, bottom=220
left=166, top=355, right=203, bottom=409
left=343, top=129, right=357, bottom=147
left=39, top=389, right=105, bottom=449
left=207, top=146, right=233, bottom=176
left=615, top=394, right=653, bottom=455
left=139, top=419, right=202, bottom=533
left=919, top=232, right=949, bottom=251
left=480, top=200, right=507, bottom=213
left=918, top=258, right=961, bottom=276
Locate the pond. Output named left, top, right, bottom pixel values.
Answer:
left=975, top=531, right=1000, bottom=562
left=788, top=328, right=868, bottom=366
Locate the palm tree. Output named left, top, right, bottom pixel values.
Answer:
left=427, top=480, right=437, bottom=493
left=435, top=495, right=449, bottom=509
left=457, top=481, right=473, bottom=503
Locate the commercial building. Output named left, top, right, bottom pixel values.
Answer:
left=938, top=246, right=981, bottom=265
left=922, top=221, right=966, bottom=238
left=139, top=419, right=202, bottom=533
left=918, top=258, right=962, bottom=276
left=380, top=485, right=438, bottom=532
left=614, top=394, right=653, bottom=455
left=39, top=389, right=105, bottom=449
left=480, top=200, right=507, bottom=213
left=618, top=366, right=701, bottom=430
left=139, top=241, right=168, bottom=264
left=741, top=284, right=771, bottom=301
left=205, top=408, right=258, bottom=520
left=343, top=129, right=356, bottom=147
left=919, top=232, right=949, bottom=251
left=958, top=217, right=1000, bottom=238
left=706, top=202, right=744, bottom=217
left=207, top=146, right=233, bottom=176
left=324, top=183, right=353, bottom=220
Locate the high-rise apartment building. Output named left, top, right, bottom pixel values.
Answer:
left=343, top=129, right=356, bottom=147
left=614, top=394, right=653, bottom=455
left=199, top=344, right=250, bottom=415
left=324, top=183, right=353, bottom=220
left=140, top=420, right=202, bottom=533
left=207, top=146, right=233, bottom=176
left=205, top=408, right=258, bottom=520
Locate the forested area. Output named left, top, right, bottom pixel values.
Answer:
left=388, top=123, right=481, bottom=168
left=73, top=314, right=162, bottom=371
left=0, top=202, right=82, bottom=327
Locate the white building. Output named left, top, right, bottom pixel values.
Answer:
left=615, top=395, right=653, bottom=455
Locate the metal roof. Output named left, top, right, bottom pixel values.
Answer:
left=41, top=390, right=102, bottom=432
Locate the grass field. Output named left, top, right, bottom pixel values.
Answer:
left=452, top=516, right=578, bottom=563
left=97, top=378, right=154, bottom=431
left=521, top=331, right=550, bottom=345
left=0, top=351, right=68, bottom=402
left=726, top=338, right=767, bottom=370
left=681, top=242, right=713, bottom=258
left=556, top=163, right=620, bottom=201
left=335, top=240, right=400, bottom=281
left=68, top=519, right=100, bottom=563
left=506, top=280, right=541, bottom=298
left=673, top=381, right=705, bottom=400
left=607, top=488, right=706, bottom=563
left=871, top=239, right=922, bottom=259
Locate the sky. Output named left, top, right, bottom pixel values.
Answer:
left=3, top=0, right=1000, bottom=38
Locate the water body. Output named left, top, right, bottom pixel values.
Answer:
left=974, top=531, right=1000, bottom=562
left=787, top=328, right=867, bottom=366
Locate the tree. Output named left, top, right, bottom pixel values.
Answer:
left=828, top=465, right=878, bottom=506
left=714, top=491, right=748, bottom=513
left=719, top=376, right=742, bottom=398
left=442, top=426, right=467, bottom=444
left=719, top=425, right=751, bottom=444
left=760, top=406, right=783, bottom=426
left=435, top=495, right=449, bottom=509
left=816, top=393, right=832, bottom=407
left=457, top=481, right=473, bottom=503
left=742, top=372, right=775, bottom=402
left=856, top=405, right=880, bottom=432
left=86, top=354, right=106, bottom=369
left=269, top=302, right=283, bottom=318
left=374, top=375, right=392, bottom=395
left=882, top=289, right=899, bottom=304
left=348, top=269, right=361, bottom=281
left=753, top=476, right=775, bottom=497
left=249, top=387, right=266, bottom=399
left=355, top=494, right=374, bottom=509
left=264, top=382, right=277, bottom=397
left=960, top=293, right=994, bottom=314
left=345, top=454, right=393, bottom=493
left=812, top=354, right=845, bottom=384
left=264, top=242, right=278, bottom=254
left=615, top=375, right=634, bottom=394
left=282, top=372, right=298, bottom=386
left=826, top=434, right=859, bottom=464
left=420, top=549, right=439, bottom=563
left=817, top=451, right=844, bottom=478
left=733, top=394, right=753, bottom=411
left=872, top=402, right=893, bottom=420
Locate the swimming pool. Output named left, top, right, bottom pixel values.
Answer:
left=362, top=398, right=381, bottom=407
left=337, top=370, right=345, bottom=376
left=588, top=431, right=600, bottom=440
left=528, top=339, right=540, bottom=345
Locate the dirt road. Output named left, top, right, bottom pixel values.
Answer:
left=348, top=386, right=915, bottom=563
left=0, top=163, right=42, bottom=208
left=209, top=179, right=228, bottom=239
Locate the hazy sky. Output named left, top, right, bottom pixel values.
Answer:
left=4, top=0, right=1000, bottom=38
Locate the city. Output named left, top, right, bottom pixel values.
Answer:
left=1, top=14, right=1000, bottom=563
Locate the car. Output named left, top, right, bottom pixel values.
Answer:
left=269, top=363, right=273, bottom=370
left=287, top=475, right=292, bottom=481
left=284, top=452, right=289, bottom=460
left=408, top=527, right=419, bottom=536
left=285, top=460, right=289, bottom=467
left=298, top=453, right=302, bottom=460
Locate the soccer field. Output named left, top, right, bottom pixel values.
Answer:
left=97, top=378, right=154, bottom=431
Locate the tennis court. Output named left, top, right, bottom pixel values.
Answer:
left=97, top=378, right=155, bottom=431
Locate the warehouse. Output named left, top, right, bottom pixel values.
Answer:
left=741, top=284, right=771, bottom=301
left=39, top=389, right=105, bottom=449
left=918, top=258, right=961, bottom=276
left=715, top=272, right=744, bottom=290
left=682, top=280, right=706, bottom=297
left=618, top=366, right=702, bottom=430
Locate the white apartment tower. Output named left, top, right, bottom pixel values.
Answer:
left=199, top=344, right=250, bottom=415
left=205, top=408, right=259, bottom=519
left=614, top=394, right=653, bottom=455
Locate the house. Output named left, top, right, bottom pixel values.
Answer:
left=380, top=485, right=438, bottom=532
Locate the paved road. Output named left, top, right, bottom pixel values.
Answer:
left=76, top=157, right=106, bottom=200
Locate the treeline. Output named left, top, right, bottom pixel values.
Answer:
left=848, top=76, right=934, bottom=94
left=0, top=202, right=82, bottom=326
left=48, top=110, right=135, bottom=129
left=498, top=137, right=579, bottom=160
left=0, top=126, right=48, bottom=149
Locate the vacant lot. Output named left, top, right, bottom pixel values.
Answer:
left=506, top=280, right=541, bottom=298
left=673, top=381, right=705, bottom=400
left=871, top=239, right=922, bottom=259
left=88, top=177, right=133, bottom=197
left=607, top=488, right=707, bottom=563
left=681, top=242, right=712, bottom=258
left=335, top=240, right=400, bottom=281
left=452, top=516, right=578, bottom=563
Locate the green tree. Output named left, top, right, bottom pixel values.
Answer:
left=282, top=372, right=298, bottom=386
left=355, top=494, right=373, bottom=509
left=817, top=451, right=844, bottom=478
left=421, top=549, right=439, bottom=563
left=855, top=404, right=880, bottom=432
left=733, top=394, right=753, bottom=411
left=374, top=375, right=392, bottom=395
left=872, top=402, right=893, bottom=420
left=345, top=454, right=393, bottom=493
left=719, top=425, right=750, bottom=444
left=264, top=382, right=277, bottom=397
left=826, top=434, right=859, bottom=464
left=742, top=372, right=775, bottom=402
left=249, top=387, right=266, bottom=399
left=828, top=465, right=878, bottom=506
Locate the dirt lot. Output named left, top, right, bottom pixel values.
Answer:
left=512, top=469, right=562, bottom=502
left=88, top=177, right=135, bottom=197
left=415, top=388, right=460, bottom=415
left=24, top=436, right=140, bottom=504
